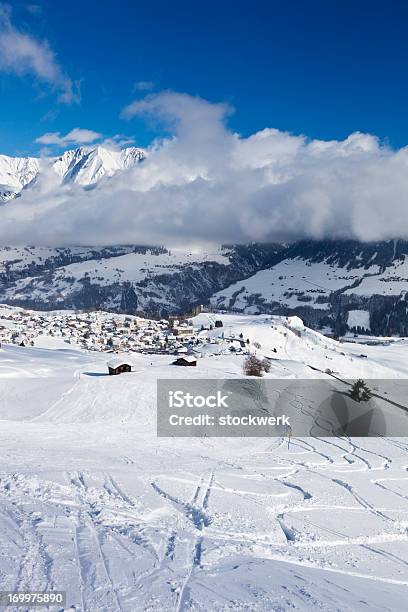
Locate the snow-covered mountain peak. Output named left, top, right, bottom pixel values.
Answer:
left=52, top=147, right=90, bottom=178
left=0, top=154, right=40, bottom=200
left=62, top=146, right=119, bottom=186
left=120, top=146, right=145, bottom=168
left=0, top=145, right=146, bottom=200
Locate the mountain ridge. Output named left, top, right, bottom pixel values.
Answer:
left=0, top=240, right=408, bottom=336
left=0, top=145, right=146, bottom=201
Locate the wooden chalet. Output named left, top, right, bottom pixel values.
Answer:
left=107, top=359, right=133, bottom=375
left=172, top=356, right=197, bottom=367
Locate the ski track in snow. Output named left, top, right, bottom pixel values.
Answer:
left=1, top=313, right=408, bottom=610
left=1, top=441, right=408, bottom=610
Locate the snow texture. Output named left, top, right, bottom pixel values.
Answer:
left=0, top=310, right=408, bottom=610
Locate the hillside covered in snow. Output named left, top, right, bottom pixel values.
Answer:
left=1, top=240, right=408, bottom=335
left=0, top=243, right=281, bottom=317
left=211, top=240, right=408, bottom=336
left=0, top=310, right=408, bottom=610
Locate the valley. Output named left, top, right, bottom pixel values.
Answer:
left=1, top=240, right=408, bottom=335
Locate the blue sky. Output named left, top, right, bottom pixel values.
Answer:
left=1, top=0, right=408, bottom=156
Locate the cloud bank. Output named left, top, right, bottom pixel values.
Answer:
left=1, top=91, right=408, bottom=246
left=36, top=128, right=102, bottom=146
left=0, top=3, right=79, bottom=103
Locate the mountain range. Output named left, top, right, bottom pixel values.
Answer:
left=0, top=146, right=145, bottom=201
left=1, top=148, right=408, bottom=335
left=1, top=240, right=408, bottom=336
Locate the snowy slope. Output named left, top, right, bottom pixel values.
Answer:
left=0, top=154, right=39, bottom=200
left=348, top=309, right=371, bottom=331
left=1, top=240, right=408, bottom=334
left=53, top=146, right=145, bottom=186
left=0, top=245, right=137, bottom=273
left=209, top=240, right=408, bottom=335
left=0, top=247, right=229, bottom=312
left=344, top=257, right=408, bottom=296
left=0, top=246, right=232, bottom=312
left=193, top=312, right=408, bottom=378
left=0, top=313, right=408, bottom=610
left=0, top=244, right=270, bottom=316
left=211, top=256, right=381, bottom=312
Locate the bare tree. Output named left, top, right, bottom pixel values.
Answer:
left=243, top=355, right=264, bottom=377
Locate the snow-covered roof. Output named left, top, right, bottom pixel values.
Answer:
left=107, top=358, right=133, bottom=369
left=174, top=355, right=197, bottom=364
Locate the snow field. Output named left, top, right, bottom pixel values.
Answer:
left=0, top=313, right=408, bottom=610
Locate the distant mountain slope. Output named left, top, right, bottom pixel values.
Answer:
left=0, top=146, right=145, bottom=201
left=1, top=240, right=408, bottom=335
left=211, top=240, right=408, bottom=335
left=0, top=244, right=283, bottom=317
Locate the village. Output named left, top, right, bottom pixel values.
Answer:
left=0, top=304, right=252, bottom=371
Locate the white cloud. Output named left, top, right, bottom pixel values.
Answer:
left=100, top=133, right=136, bottom=150
left=2, top=91, right=408, bottom=247
left=0, top=3, right=79, bottom=103
left=36, top=128, right=102, bottom=146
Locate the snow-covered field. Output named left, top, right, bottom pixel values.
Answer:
left=210, top=257, right=381, bottom=311
left=1, top=313, right=408, bottom=611
left=210, top=253, right=408, bottom=313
